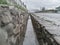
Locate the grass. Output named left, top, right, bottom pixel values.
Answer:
left=0, top=0, right=7, bottom=4
left=14, top=4, right=27, bottom=11
left=0, top=0, right=27, bottom=11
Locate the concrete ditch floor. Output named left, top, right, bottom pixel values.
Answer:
left=23, top=16, right=39, bottom=45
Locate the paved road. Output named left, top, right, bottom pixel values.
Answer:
left=23, top=16, right=39, bottom=45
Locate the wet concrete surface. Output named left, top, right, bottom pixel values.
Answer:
left=23, top=16, right=39, bottom=45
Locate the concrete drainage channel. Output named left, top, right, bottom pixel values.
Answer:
left=0, top=5, right=39, bottom=45
left=30, top=15, right=59, bottom=45
left=23, top=16, right=39, bottom=45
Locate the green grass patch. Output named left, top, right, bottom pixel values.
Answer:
left=0, top=0, right=7, bottom=4
left=14, top=4, right=27, bottom=11
left=0, top=0, right=27, bottom=11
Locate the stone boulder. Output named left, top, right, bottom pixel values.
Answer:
left=0, top=5, right=28, bottom=45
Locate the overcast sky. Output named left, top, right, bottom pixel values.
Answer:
left=21, top=0, right=60, bottom=10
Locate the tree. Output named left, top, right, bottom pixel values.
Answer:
left=56, top=6, right=60, bottom=11
left=42, top=7, right=45, bottom=11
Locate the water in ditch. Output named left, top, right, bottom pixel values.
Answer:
left=23, top=16, right=39, bottom=45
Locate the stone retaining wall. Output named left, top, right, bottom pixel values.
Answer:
left=30, top=15, right=59, bottom=45
left=0, top=5, right=28, bottom=45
